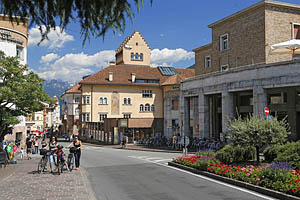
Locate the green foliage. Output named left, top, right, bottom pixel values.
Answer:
left=228, top=115, right=290, bottom=162
left=263, top=144, right=286, bottom=162
left=0, top=0, right=152, bottom=45
left=216, top=144, right=256, bottom=164
left=196, top=151, right=215, bottom=158
left=195, top=159, right=221, bottom=171
left=0, top=52, right=51, bottom=141
left=274, top=142, right=300, bottom=169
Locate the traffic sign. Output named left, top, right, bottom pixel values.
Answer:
left=181, top=136, right=190, bottom=146
left=264, top=107, right=269, bottom=116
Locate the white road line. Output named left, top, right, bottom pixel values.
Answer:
left=143, top=157, right=163, bottom=160
left=152, top=159, right=172, bottom=163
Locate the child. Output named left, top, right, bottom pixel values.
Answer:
left=20, top=147, right=25, bottom=160
left=55, top=145, right=69, bottom=172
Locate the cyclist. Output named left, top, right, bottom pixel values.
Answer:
left=49, top=136, right=58, bottom=173
left=67, top=136, right=82, bottom=170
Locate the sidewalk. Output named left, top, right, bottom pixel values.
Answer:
left=0, top=154, right=96, bottom=200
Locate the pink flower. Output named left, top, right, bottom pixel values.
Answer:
left=256, top=178, right=260, bottom=181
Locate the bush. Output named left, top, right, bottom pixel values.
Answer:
left=263, top=144, right=285, bottom=162
left=196, top=151, right=215, bottom=158
left=216, top=144, right=256, bottom=164
left=275, top=142, right=300, bottom=169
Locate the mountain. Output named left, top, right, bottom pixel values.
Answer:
left=43, top=79, right=72, bottom=98
left=187, top=64, right=195, bottom=69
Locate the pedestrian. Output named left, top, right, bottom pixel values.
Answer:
left=20, top=146, right=25, bottom=160
left=49, top=136, right=58, bottom=173
left=34, top=137, right=39, bottom=154
left=26, top=136, right=33, bottom=160
left=41, top=139, right=48, bottom=149
left=67, top=135, right=82, bottom=170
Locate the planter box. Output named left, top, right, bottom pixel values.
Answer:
left=168, top=161, right=300, bottom=200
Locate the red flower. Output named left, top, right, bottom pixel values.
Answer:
left=292, top=189, right=295, bottom=193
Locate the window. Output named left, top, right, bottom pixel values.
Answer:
left=151, top=104, right=155, bottom=112
left=140, top=104, right=144, bottom=112
left=82, top=113, right=90, bottom=122
left=16, top=46, right=24, bottom=60
left=221, top=64, right=229, bottom=72
left=123, top=98, right=131, bottom=105
left=131, top=53, right=134, bottom=60
left=82, top=96, right=90, bottom=104
left=172, top=100, right=179, bottom=110
left=172, top=119, right=179, bottom=128
left=220, top=34, right=229, bottom=51
left=240, top=95, right=253, bottom=106
left=75, top=108, right=79, bottom=115
left=293, top=24, right=300, bottom=39
left=142, top=90, right=152, bottom=98
left=268, top=92, right=287, bottom=104
left=37, top=116, right=39, bottom=121
left=145, top=104, right=150, bottom=112
left=205, top=56, right=211, bottom=68
left=99, top=114, right=107, bottom=122
left=103, top=97, right=107, bottom=104
left=135, top=53, right=139, bottom=60
left=140, top=53, right=143, bottom=60
left=99, top=97, right=103, bottom=104
left=99, top=97, right=107, bottom=104
left=123, top=114, right=131, bottom=118
left=74, top=97, right=79, bottom=103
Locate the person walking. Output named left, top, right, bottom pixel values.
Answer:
left=67, top=136, right=82, bottom=170
left=49, top=136, right=58, bottom=173
left=26, top=136, right=33, bottom=160
left=34, top=137, right=39, bottom=154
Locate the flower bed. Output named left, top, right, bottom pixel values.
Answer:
left=173, top=154, right=300, bottom=197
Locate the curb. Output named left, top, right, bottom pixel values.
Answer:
left=80, top=167, right=98, bottom=200
left=168, top=161, right=300, bottom=200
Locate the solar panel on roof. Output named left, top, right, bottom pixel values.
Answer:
left=158, top=66, right=177, bottom=76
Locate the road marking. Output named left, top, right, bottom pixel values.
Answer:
left=152, top=159, right=172, bottom=163
left=144, top=157, right=163, bottom=160
left=128, top=156, right=172, bottom=165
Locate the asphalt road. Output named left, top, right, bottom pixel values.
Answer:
left=80, top=144, right=277, bottom=200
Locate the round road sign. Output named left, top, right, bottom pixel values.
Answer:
left=265, top=107, right=269, bottom=116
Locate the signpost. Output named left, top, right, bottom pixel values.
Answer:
left=264, top=107, right=269, bottom=116
left=181, top=136, right=190, bottom=155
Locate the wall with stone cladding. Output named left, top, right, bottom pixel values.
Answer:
left=194, top=45, right=212, bottom=75
left=265, top=5, right=300, bottom=63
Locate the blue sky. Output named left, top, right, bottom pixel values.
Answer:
left=27, top=0, right=300, bottom=83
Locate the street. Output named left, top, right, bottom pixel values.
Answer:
left=81, top=144, right=277, bottom=200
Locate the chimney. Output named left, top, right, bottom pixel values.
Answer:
left=109, top=72, right=113, bottom=82
left=109, top=61, right=115, bottom=66
left=131, top=73, right=136, bottom=83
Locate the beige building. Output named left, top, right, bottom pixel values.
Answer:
left=79, top=30, right=195, bottom=143
left=182, top=0, right=300, bottom=140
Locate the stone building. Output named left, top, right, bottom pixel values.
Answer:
left=2, top=15, right=28, bottom=145
left=182, top=0, right=300, bottom=140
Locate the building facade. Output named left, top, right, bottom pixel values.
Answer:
left=2, top=15, right=28, bottom=145
left=182, top=0, right=300, bottom=141
left=79, top=30, right=194, bottom=144
left=61, top=84, right=81, bottom=136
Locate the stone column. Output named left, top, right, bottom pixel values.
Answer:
left=222, top=89, right=234, bottom=133
left=198, top=91, right=209, bottom=138
left=287, top=88, right=297, bottom=140
left=253, top=85, right=267, bottom=116
left=183, top=97, right=190, bottom=137
left=193, top=97, right=199, bottom=138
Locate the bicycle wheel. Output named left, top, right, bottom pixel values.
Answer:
left=68, top=155, right=74, bottom=172
left=41, top=156, right=48, bottom=172
left=58, top=160, right=63, bottom=175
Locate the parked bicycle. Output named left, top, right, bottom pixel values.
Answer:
left=67, top=147, right=76, bottom=172
left=37, top=149, right=49, bottom=173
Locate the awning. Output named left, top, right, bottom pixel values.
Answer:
left=128, top=119, right=154, bottom=128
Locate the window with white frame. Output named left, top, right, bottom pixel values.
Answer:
left=140, top=104, right=144, bottom=112
left=82, top=96, right=90, bottom=104
left=82, top=113, right=90, bottom=122
left=99, top=97, right=103, bottom=104
left=123, top=113, right=131, bottom=118
left=151, top=104, right=155, bottom=112
left=99, top=97, right=107, bottom=104
left=75, top=107, right=79, bottom=115
left=74, top=97, right=80, bottom=103
left=103, top=97, right=107, bottom=104
left=220, top=34, right=229, bottom=51
left=205, top=56, right=211, bottom=68
left=145, top=104, right=150, bottom=112
left=99, top=113, right=107, bottom=122
left=221, top=64, right=229, bottom=72
left=123, top=98, right=127, bottom=105
left=127, top=98, right=131, bottom=105
left=16, top=46, right=24, bottom=60
left=123, top=98, right=131, bottom=105
left=142, top=90, right=152, bottom=98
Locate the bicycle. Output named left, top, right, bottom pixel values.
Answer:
left=67, top=147, right=76, bottom=172
left=37, top=149, right=49, bottom=174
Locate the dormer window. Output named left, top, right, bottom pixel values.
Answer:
left=131, top=53, right=134, bottom=60
left=140, top=53, right=143, bottom=60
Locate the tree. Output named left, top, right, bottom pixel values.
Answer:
left=228, top=115, right=290, bottom=163
left=0, top=52, right=52, bottom=141
left=0, top=0, right=152, bottom=45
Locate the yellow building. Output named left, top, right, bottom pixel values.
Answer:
left=79, top=30, right=195, bottom=144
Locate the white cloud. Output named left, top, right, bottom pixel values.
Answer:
left=151, top=48, right=194, bottom=65
left=28, top=25, right=74, bottom=49
left=40, top=53, right=60, bottom=64
left=37, top=50, right=115, bottom=82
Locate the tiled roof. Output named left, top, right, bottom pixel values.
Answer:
left=79, top=65, right=195, bottom=86
left=65, top=83, right=81, bottom=93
